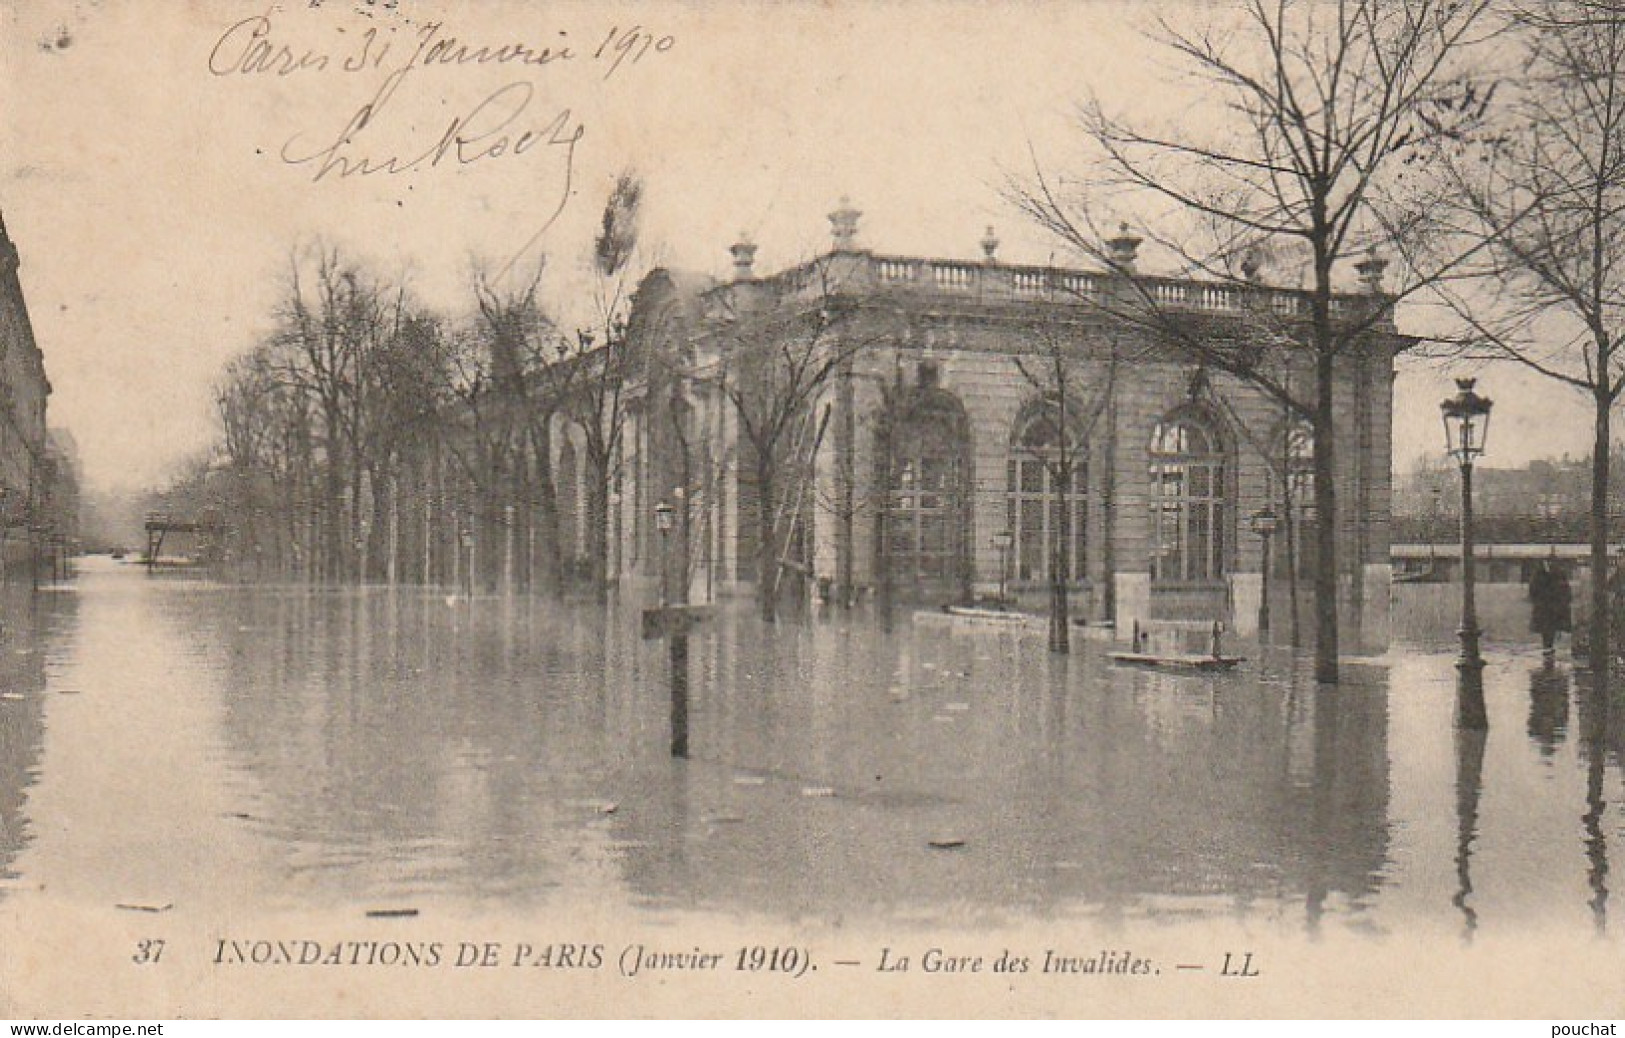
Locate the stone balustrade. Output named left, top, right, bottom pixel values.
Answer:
left=764, top=251, right=1381, bottom=323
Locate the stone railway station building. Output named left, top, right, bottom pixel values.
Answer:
left=610, top=204, right=1407, bottom=641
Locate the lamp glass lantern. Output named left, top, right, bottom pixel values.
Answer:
left=1440, top=377, right=1493, bottom=464
left=1248, top=506, right=1280, bottom=539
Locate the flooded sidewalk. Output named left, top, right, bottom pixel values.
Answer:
left=0, top=560, right=1619, bottom=1015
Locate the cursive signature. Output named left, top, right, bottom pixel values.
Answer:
left=280, top=77, right=584, bottom=276
left=280, top=78, right=583, bottom=183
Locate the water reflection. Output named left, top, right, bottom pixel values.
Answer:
left=1583, top=745, right=1609, bottom=936
left=0, top=591, right=58, bottom=885
left=1572, top=670, right=1612, bottom=935
left=184, top=585, right=1399, bottom=924
left=1452, top=727, right=1485, bottom=942
left=1527, top=662, right=1570, bottom=758
left=210, top=588, right=644, bottom=908
left=3, top=569, right=1624, bottom=940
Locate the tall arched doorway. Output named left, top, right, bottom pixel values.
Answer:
left=879, top=378, right=972, bottom=601
left=1148, top=407, right=1230, bottom=585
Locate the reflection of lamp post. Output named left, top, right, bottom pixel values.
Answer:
left=654, top=501, right=674, bottom=607
left=1249, top=506, right=1280, bottom=636
left=1442, top=377, right=1493, bottom=728
left=992, top=530, right=1013, bottom=604
left=459, top=521, right=474, bottom=598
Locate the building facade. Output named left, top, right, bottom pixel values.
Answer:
left=615, top=206, right=1408, bottom=640
left=0, top=212, right=54, bottom=575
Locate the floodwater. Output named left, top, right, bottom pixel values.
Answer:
left=0, top=558, right=1621, bottom=1016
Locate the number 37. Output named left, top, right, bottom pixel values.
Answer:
left=132, top=939, right=164, bottom=965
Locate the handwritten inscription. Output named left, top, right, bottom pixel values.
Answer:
left=204, top=8, right=670, bottom=273
left=208, top=13, right=672, bottom=81
left=279, top=79, right=584, bottom=183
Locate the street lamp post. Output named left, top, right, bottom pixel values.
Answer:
left=992, top=530, right=1013, bottom=605
left=653, top=500, right=687, bottom=758
left=1249, top=506, right=1280, bottom=638
left=1441, top=377, right=1493, bottom=729
left=654, top=501, right=674, bottom=607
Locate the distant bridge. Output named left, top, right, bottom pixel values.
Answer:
left=143, top=512, right=225, bottom=572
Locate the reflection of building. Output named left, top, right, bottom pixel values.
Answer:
left=0, top=586, right=59, bottom=882
left=0, top=212, right=53, bottom=575
left=44, top=428, right=81, bottom=570
left=611, top=608, right=1391, bottom=921
left=620, top=205, right=1409, bottom=636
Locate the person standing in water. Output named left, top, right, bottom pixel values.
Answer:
left=1529, top=558, right=1573, bottom=655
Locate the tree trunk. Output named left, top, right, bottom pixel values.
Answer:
left=324, top=419, right=345, bottom=584
left=1285, top=482, right=1302, bottom=650
left=1590, top=390, right=1611, bottom=680
left=529, top=422, right=561, bottom=596
left=1101, top=366, right=1117, bottom=627
left=1312, top=348, right=1340, bottom=684
left=756, top=463, right=778, bottom=623
left=585, top=464, right=610, bottom=602
left=368, top=465, right=391, bottom=583
left=1050, top=487, right=1071, bottom=655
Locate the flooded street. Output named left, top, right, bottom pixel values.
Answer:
left=0, top=558, right=1621, bottom=1016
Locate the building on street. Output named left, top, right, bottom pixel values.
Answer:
left=614, top=204, right=1411, bottom=640
left=0, top=211, right=55, bottom=576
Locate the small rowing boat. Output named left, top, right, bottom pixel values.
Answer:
left=1107, top=652, right=1245, bottom=672
left=942, top=605, right=1036, bottom=625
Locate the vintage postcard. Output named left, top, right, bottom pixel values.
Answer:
left=0, top=0, right=1621, bottom=1020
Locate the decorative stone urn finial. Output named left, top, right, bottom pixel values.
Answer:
left=829, top=197, right=862, bottom=250
left=1106, top=222, right=1142, bottom=271
left=730, top=232, right=758, bottom=281
left=1355, top=245, right=1389, bottom=293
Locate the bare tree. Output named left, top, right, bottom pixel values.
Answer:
left=471, top=260, right=563, bottom=594
left=357, top=311, right=445, bottom=582
left=267, top=245, right=423, bottom=582
left=710, top=264, right=887, bottom=623
left=1015, top=0, right=1493, bottom=683
left=441, top=319, right=527, bottom=593
left=1418, top=0, right=1625, bottom=678
left=1010, top=324, right=1118, bottom=654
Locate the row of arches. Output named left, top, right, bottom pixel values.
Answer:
left=882, top=390, right=1312, bottom=598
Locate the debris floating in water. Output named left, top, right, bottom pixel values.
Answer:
left=365, top=908, right=419, bottom=918
left=800, top=786, right=836, bottom=798
left=598, top=803, right=619, bottom=815
left=928, top=838, right=966, bottom=850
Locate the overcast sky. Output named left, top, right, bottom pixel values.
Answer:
left=0, top=0, right=1585, bottom=494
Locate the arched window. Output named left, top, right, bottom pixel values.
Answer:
left=884, top=391, right=970, bottom=597
left=1149, top=411, right=1227, bottom=583
left=1006, top=408, right=1088, bottom=584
